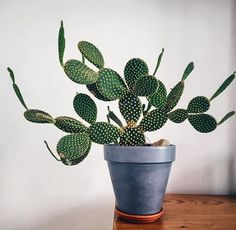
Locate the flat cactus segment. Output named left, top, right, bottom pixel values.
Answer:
left=24, top=109, right=55, bottom=124
left=97, top=68, right=128, bottom=100
left=119, top=92, right=142, bottom=123
left=58, top=21, right=65, bottom=67
left=139, top=109, right=167, bottom=132
left=107, top=107, right=123, bottom=127
left=210, top=72, right=235, bottom=101
left=166, top=81, right=184, bottom=112
left=181, top=62, right=194, bottom=81
left=7, top=68, right=28, bottom=110
left=73, top=93, right=97, bottom=124
left=64, top=59, right=98, bottom=84
left=88, top=122, right=120, bottom=144
left=148, top=80, right=167, bottom=109
left=78, top=41, right=104, bottom=69
left=119, top=127, right=145, bottom=146
left=124, top=58, right=149, bottom=91
left=133, top=75, right=159, bottom=96
left=187, top=96, right=210, bottom=113
left=168, top=109, right=188, bottom=123
left=86, top=83, right=111, bottom=101
left=153, top=48, right=164, bottom=76
left=218, top=111, right=235, bottom=125
left=188, top=114, right=217, bottom=133
left=54, top=116, right=87, bottom=133
left=57, top=133, right=91, bottom=163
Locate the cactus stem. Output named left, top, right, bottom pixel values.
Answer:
left=44, top=140, right=61, bottom=161
left=153, top=48, right=164, bottom=76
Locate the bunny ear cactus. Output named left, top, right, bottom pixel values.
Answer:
left=6, top=21, right=236, bottom=166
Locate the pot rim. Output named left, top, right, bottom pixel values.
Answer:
left=104, top=144, right=176, bottom=164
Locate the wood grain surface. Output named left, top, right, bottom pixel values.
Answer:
left=113, top=194, right=236, bottom=230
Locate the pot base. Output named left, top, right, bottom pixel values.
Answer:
left=115, top=207, right=164, bottom=224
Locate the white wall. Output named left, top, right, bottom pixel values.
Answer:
left=0, top=0, right=235, bottom=229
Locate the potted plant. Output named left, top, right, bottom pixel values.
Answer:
left=7, top=21, right=235, bottom=223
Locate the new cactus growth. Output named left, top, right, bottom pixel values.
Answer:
left=7, top=21, right=235, bottom=166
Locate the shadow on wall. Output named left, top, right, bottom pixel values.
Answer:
left=227, top=0, right=236, bottom=195
left=32, top=199, right=114, bottom=230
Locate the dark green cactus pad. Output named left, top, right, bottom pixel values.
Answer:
left=78, top=41, right=104, bottom=69
left=139, top=109, right=167, bottom=132
left=64, top=59, right=98, bottom=84
left=153, top=48, right=164, bottom=76
left=58, top=21, right=65, bottom=67
left=88, top=122, right=120, bottom=144
left=133, top=75, right=159, bottom=96
left=218, top=111, right=235, bottom=125
left=119, top=127, right=145, bottom=146
left=54, top=116, right=87, bottom=133
left=187, top=96, right=210, bottom=113
left=181, top=62, right=194, bottom=81
left=210, top=73, right=235, bottom=101
left=86, top=83, right=111, bottom=101
left=166, top=81, right=184, bottom=112
left=148, top=80, right=167, bottom=109
left=124, top=58, right=149, bottom=91
left=119, top=92, right=142, bottom=123
left=24, top=109, right=55, bottom=124
left=97, top=68, right=128, bottom=100
left=188, top=114, right=217, bottom=133
left=73, top=93, right=97, bottom=124
left=57, top=132, right=91, bottom=163
left=107, top=107, right=123, bottom=128
left=168, top=109, right=188, bottom=123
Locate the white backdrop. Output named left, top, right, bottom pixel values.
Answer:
left=0, top=0, right=235, bottom=229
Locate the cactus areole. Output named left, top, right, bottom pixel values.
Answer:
left=7, top=21, right=235, bottom=221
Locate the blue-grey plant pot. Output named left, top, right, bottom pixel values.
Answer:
left=104, top=144, right=176, bottom=216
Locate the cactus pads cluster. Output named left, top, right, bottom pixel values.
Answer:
left=7, top=21, right=235, bottom=166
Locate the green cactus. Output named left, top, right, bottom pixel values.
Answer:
left=119, top=127, right=145, bottom=146
left=73, top=93, right=97, bottom=124
left=64, top=59, right=98, bottom=84
left=218, top=111, right=235, bottom=126
left=58, top=21, right=65, bottom=67
left=97, top=68, right=128, bottom=100
left=24, top=109, right=55, bottom=124
left=133, top=75, right=159, bottom=96
left=168, top=109, right=188, bottom=123
left=187, top=96, right=210, bottom=114
left=124, top=58, right=149, bottom=91
left=54, top=116, right=87, bottom=133
left=148, top=80, right=167, bottom=109
left=88, top=122, right=120, bottom=144
left=56, top=132, right=91, bottom=163
left=119, top=92, right=142, bottom=123
left=78, top=41, right=104, bottom=69
left=86, top=83, right=111, bottom=101
left=139, top=109, right=168, bottom=132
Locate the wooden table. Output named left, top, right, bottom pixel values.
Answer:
left=113, top=194, right=236, bottom=229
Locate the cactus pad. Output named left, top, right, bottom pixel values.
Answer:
left=64, top=59, right=98, bottom=84
left=148, top=80, right=167, bottom=109
left=181, top=62, right=194, bottom=81
left=73, top=93, right=97, bottom=124
left=218, top=111, right=235, bottom=125
left=58, top=21, right=65, bottom=67
left=119, top=127, right=145, bottom=146
left=166, top=81, right=184, bottom=112
left=24, top=109, right=55, bottom=124
left=168, top=109, right=188, bottom=123
left=57, top=132, right=91, bottom=163
left=133, top=75, right=159, bottom=96
left=54, top=116, right=87, bottom=133
left=188, top=114, right=217, bottom=133
left=97, top=68, right=128, bottom=100
left=119, top=92, right=142, bottom=123
left=124, top=58, right=149, bottom=91
left=88, top=122, right=120, bottom=144
left=86, top=83, right=110, bottom=101
left=187, top=96, right=210, bottom=113
left=139, top=109, right=167, bottom=132
left=78, top=41, right=104, bottom=69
